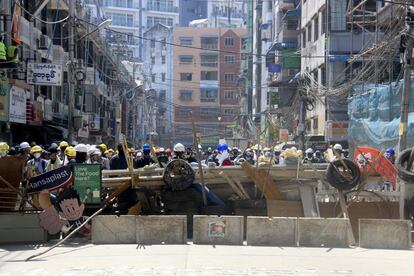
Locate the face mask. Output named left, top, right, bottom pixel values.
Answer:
left=34, top=153, right=41, bottom=159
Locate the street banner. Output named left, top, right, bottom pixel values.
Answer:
left=72, top=164, right=102, bottom=205
left=27, top=63, right=63, bottom=86
left=354, top=146, right=397, bottom=190
left=27, top=166, right=73, bottom=194
left=11, top=2, right=21, bottom=44
left=9, top=86, right=26, bottom=124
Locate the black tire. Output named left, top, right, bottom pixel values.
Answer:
left=395, top=149, right=414, bottom=182
left=326, top=159, right=361, bottom=191
left=163, top=159, right=195, bottom=191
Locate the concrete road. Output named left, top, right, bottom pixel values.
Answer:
left=0, top=242, right=413, bottom=275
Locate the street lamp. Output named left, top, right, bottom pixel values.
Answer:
left=77, top=19, right=113, bottom=41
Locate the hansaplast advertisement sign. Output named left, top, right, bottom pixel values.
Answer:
left=27, top=63, right=63, bottom=86
left=27, top=166, right=73, bottom=194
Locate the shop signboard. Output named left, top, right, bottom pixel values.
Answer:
left=27, top=63, right=63, bottom=86
left=9, top=86, right=26, bottom=124
left=0, top=82, right=9, bottom=122
left=72, top=164, right=102, bottom=205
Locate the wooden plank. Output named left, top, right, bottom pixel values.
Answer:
left=241, top=162, right=283, bottom=200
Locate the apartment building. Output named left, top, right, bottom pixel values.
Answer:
left=179, top=0, right=207, bottom=27
left=207, top=0, right=246, bottom=28
left=143, top=23, right=174, bottom=146
left=0, top=0, right=134, bottom=146
left=172, top=27, right=246, bottom=146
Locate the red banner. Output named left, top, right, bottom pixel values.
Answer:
left=354, top=146, right=397, bottom=190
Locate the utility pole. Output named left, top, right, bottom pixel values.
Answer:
left=67, top=1, right=75, bottom=143
left=398, top=7, right=413, bottom=152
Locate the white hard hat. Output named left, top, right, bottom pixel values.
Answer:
left=333, top=144, right=343, bottom=150
left=291, top=147, right=297, bottom=151
left=263, top=147, right=271, bottom=152
left=87, top=146, right=97, bottom=155
left=305, top=148, right=314, bottom=154
left=174, top=143, right=185, bottom=152
left=93, top=149, right=101, bottom=156
left=75, top=143, right=88, bottom=153
left=20, top=142, right=30, bottom=149
left=159, top=147, right=165, bottom=152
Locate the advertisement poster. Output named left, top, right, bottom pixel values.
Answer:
left=27, top=63, right=63, bottom=86
left=72, top=164, right=102, bottom=205
left=26, top=166, right=73, bottom=194
left=0, top=82, right=9, bottom=122
left=31, top=101, right=43, bottom=125
left=9, top=86, right=26, bottom=124
left=77, top=114, right=89, bottom=138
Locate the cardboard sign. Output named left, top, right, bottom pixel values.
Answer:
left=27, top=166, right=73, bottom=194
left=72, top=164, right=102, bottom=205
left=354, top=146, right=397, bottom=190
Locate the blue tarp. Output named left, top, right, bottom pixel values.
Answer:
left=348, top=78, right=414, bottom=149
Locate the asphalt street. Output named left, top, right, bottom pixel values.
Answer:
left=0, top=242, right=413, bottom=276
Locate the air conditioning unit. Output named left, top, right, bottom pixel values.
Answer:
left=38, top=35, right=50, bottom=50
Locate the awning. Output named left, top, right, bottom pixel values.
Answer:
left=282, top=8, right=301, bottom=20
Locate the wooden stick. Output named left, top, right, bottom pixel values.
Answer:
left=25, top=181, right=131, bottom=261
left=0, top=176, right=40, bottom=210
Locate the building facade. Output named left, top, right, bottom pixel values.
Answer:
left=0, top=0, right=135, bottom=147
left=171, top=27, right=246, bottom=146
left=179, top=0, right=207, bottom=27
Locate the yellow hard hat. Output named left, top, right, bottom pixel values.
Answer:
left=128, top=148, right=135, bottom=153
left=99, top=143, right=107, bottom=152
left=0, top=142, right=9, bottom=152
left=30, top=145, right=43, bottom=154
left=64, top=146, right=76, bottom=158
left=59, top=141, right=69, bottom=148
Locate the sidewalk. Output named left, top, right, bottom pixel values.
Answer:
left=0, top=242, right=413, bottom=275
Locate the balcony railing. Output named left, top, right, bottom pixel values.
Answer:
left=146, top=4, right=178, bottom=13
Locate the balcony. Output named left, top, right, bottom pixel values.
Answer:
left=146, top=4, right=178, bottom=13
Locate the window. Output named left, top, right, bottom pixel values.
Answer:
left=200, top=53, right=218, bottom=67
left=224, top=37, right=234, bottom=46
left=179, top=90, right=193, bottom=101
left=200, top=107, right=219, bottom=118
left=177, top=108, right=191, bottom=116
left=147, top=16, right=174, bottom=28
left=223, top=108, right=235, bottom=116
left=224, top=90, right=236, bottom=99
left=147, top=0, right=175, bottom=12
left=161, top=73, right=166, bottom=82
left=104, top=0, right=133, bottom=8
left=314, top=17, right=319, bottom=41
left=302, top=31, right=306, bottom=48
left=201, top=37, right=218, bottom=49
left=105, top=12, right=133, bottom=27
left=162, top=55, right=166, bottom=64
left=224, top=73, right=235, bottom=82
left=151, top=56, right=155, bottom=64
left=321, top=9, right=326, bottom=35
left=159, top=90, right=166, bottom=100
left=307, top=24, right=312, bottom=42
left=151, top=74, right=156, bottom=82
left=179, top=37, right=193, bottom=46
left=179, top=55, right=193, bottom=63
left=224, top=55, right=235, bottom=64
left=200, top=88, right=218, bottom=103
left=313, top=117, right=318, bottom=130
left=180, top=73, right=192, bottom=81
left=201, top=71, right=218, bottom=81
left=150, top=39, right=156, bottom=48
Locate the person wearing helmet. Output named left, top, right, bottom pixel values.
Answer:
left=59, top=141, right=69, bottom=163
left=88, top=148, right=102, bottom=165
left=135, top=144, right=154, bottom=168
left=258, top=147, right=272, bottom=166
left=303, top=148, right=316, bottom=164
left=313, top=150, right=326, bottom=163
left=241, top=148, right=255, bottom=165
left=165, top=148, right=172, bottom=157
left=74, top=143, right=88, bottom=164
left=19, top=141, right=31, bottom=159
left=110, top=144, right=128, bottom=170
left=0, top=142, right=9, bottom=157
left=173, top=143, right=186, bottom=160
left=27, top=146, right=47, bottom=179
left=157, top=147, right=169, bottom=168
left=384, top=148, right=396, bottom=164
left=64, top=146, right=77, bottom=165
left=46, top=145, right=62, bottom=172
left=333, top=144, right=343, bottom=160
left=104, top=149, right=114, bottom=160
